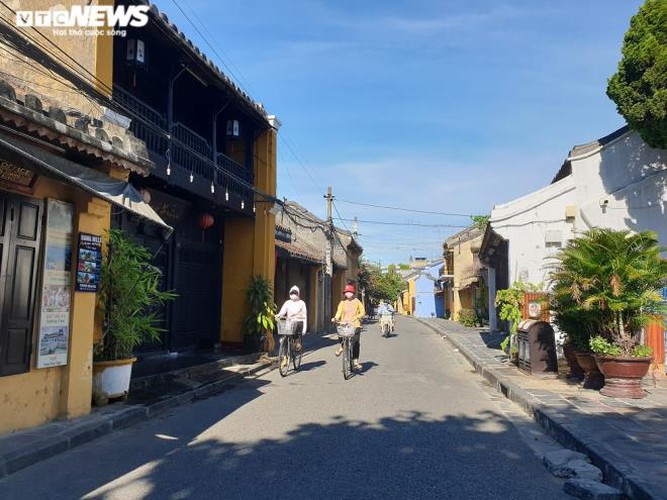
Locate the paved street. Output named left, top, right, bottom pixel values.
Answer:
left=0, top=317, right=568, bottom=499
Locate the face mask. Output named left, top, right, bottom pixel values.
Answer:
left=290, top=294, right=298, bottom=301
left=345, top=292, right=354, bottom=299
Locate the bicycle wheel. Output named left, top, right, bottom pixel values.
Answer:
left=292, top=334, right=303, bottom=371
left=278, top=336, right=290, bottom=377
left=342, top=338, right=352, bottom=379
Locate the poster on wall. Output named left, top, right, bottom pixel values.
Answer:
left=76, top=233, right=102, bottom=292
left=36, top=199, right=74, bottom=369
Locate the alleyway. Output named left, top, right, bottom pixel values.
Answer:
left=0, top=317, right=568, bottom=499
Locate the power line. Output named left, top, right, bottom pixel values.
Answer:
left=169, top=0, right=255, bottom=98
left=336, top=198, right=475, bottom=217
left=336, top=218, right=468, bottom=228
left=0, top=5, right=274, bottom=201
left=278, top=132, right=324, bottom=194
left=174, top=0, right=259, bottom=99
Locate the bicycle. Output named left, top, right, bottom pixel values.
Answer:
left=277, top=319, right=302, bottom=377
left=335, top=321, right=356, bottom=380
left=379, top=313, right=392, bottom=338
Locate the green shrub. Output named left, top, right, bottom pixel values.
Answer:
left=458, top=308, right=478, bottom=327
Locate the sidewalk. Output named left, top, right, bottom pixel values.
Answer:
left=416, top=317, right=667, bottom=500
left=0, top=332, right=336, bottom=479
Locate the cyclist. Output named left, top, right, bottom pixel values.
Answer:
left=377, top=300, right=395, bottom=333
left=332, top=284, right=366, bottom=370
left=276, top=285, right=307, bottom=368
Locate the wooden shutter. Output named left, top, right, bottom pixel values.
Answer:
left=0, top=193, right=43, bottom=376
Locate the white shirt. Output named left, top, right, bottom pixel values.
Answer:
left=277, top=299, right=307, bottom=333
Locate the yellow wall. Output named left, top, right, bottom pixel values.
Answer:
left=0, top=0, right=102, bottom=108
left=221, top=126, right=278, bottom=344
left=309, top=267, right=320, bottom=332
left=0, top=177, right=110, bottom=433
left=450, top=234, right=483, bottom=320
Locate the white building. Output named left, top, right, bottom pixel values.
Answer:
left=481, top=126, right=667, bottom=331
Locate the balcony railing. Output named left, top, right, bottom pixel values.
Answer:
left=112, top=85, right=252, bottom=201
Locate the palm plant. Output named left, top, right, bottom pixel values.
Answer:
left=243, top=275, right=277, bottom=353
left=549, top=228, right=667, bottom=357
left=96, top=229, right=177, bottom=361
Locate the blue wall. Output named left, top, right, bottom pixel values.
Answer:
left=413, top=265, right=444, bottom=318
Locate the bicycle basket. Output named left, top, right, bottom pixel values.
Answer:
left=277, top=319, right=296, bottom=336
left=337, top=324, right=356, bottom=338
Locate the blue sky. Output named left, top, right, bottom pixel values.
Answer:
left=154, top=0, right=643, bottom=265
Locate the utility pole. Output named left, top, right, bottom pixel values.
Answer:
left=324, top=187, right=334, bottom=330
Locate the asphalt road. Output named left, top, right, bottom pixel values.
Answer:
left=0, top=316, right=569, bottom=499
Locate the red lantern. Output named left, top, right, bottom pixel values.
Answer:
left=199, top=213, right=215, bottom=230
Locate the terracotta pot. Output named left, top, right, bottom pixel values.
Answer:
left=563, top=343, right=585, bottom=380
left=92, top=357, right=137, bottom=406
left=574, top=352, right=605, bottom=390
left=595, top=355, right=652, bottom=399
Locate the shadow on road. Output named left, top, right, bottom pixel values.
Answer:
left=298, top=360, right=327, bottom=372
left=79, top=409, right=568, bottom=499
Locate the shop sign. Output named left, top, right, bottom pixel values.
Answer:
left=37, top=200, right=74, bottom=369
left=0, top=159, right=36, bottom=190
left=76, top=233, right=102, bottom=292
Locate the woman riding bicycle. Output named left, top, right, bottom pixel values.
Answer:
left=332, top=284, right=365, bottom=371
left=276, top=285, right=307, bottom=368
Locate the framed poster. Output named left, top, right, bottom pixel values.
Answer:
left=76, top=233, right=102, bottom=292
left=37, top=199, right=74, bottom=369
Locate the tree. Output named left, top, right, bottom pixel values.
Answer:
left=471, top=215, right=490, bottom=232
left=607, top=0, right=667, bottom=148
left=357, top=260, right=406, bottom=305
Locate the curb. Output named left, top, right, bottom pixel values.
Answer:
left=413, top=317, right=658, bottom=500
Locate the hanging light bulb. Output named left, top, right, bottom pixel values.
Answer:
left=225, top=187, right=229, bottom=201
left=166, top=161, right=171, bottom=176
left=253, top=202, right=256, bottom=213
left=189, top=172, right=194, bottom=183
left=210, top=181, right=215, bottom=193
left=241, top=199, right=245, bottom=210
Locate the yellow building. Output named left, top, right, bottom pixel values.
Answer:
left=0, top=0, right=168, bottom=433
left=442, top=226, right=485, bottom=321
left=0, top=0, right=279, bottom=433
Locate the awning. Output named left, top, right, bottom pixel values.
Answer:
left=0, top=132, right=171, bottom=231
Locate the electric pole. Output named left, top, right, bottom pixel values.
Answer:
left=325, top=187, right=334, bottom=330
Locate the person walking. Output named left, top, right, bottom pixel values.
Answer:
left=276, top=285, right=307, bottom=368
left=332, top=284, right=366, bottom=370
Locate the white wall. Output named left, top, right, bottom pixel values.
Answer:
left=571, top=130, right=667, bottom=243
left=490, top=176, right=576, bottom=289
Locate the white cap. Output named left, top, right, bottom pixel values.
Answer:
left=289, top=285, right=300, bottom=295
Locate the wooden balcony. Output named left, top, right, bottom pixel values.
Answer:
left=113, top=86, right=253, bottom=205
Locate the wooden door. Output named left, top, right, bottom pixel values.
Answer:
left=0, top=193, right=43, bottom=376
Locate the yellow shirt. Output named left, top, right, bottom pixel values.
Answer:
left=334, top=298, right=365, bottom=328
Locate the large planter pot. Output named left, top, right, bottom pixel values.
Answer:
left=574, top=352, right=605, bottom=390
left=243, top=333, right=264, bottom=354
left=92, top=358, right=137, bottom=406
left=563, top=343, right=585, bottom=381
left=595, top=355, right=652, bottom=399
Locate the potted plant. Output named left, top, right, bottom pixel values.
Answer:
left=243, top=275, right=277, bottom=354
left=551, top=297, right=601, bottom=388
left=550, top=228, right=667, bottom=398
left=93, top=229, right=176, bottom=406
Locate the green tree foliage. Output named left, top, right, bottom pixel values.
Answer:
left=358, top=260, right=406, bottom=304
left=471, top=215, right=490, bottom=232
left=607, top=0, right=667, bottom=148
left=243, top=275, right=277, bottom=353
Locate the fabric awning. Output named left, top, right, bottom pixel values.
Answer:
left=0, top=132, right=171, bottom=231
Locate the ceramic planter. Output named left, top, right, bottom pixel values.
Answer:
left=92, top=357, right=137, bottom=406
left=563, top=343, right=585, bottom=380
left=574, top=352, right=605, bottom=390
left=595, top=355, right=652, bottom=399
